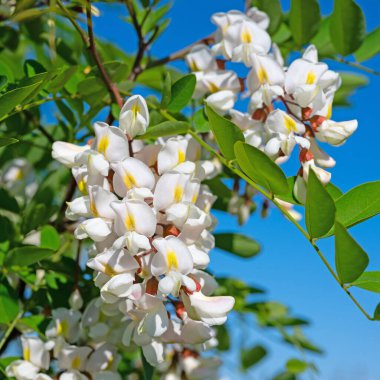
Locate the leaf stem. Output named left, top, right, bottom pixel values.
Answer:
left=0, top=309, right=23, bottom=353
left=154, top=106, right=374, bottom=321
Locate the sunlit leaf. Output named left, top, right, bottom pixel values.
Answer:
left=214, top=233, right=261, bottom=258
left=335, top=222, right=369, bottom=283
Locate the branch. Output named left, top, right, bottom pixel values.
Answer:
left=330, top=56, right=380, bottom=76
left=86, top=0, right=123, bottom=108
left=145, top=34, right=215, bottom=71
left=144, top=101, right=374, bottom=321
left=55, top=0, right=89, bottom=45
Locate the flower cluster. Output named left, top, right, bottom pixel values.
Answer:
left=187, top=7, right=358, bottom=202
left=50, top=95, right=234, bottom=369
left=6, top=295, right=124, bottom=380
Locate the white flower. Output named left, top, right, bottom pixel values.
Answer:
left=58, top=345, right=92, bottom=371
left=46, top=308, right=81, bottom=343
left=5, top=360, right=40, bottom=380
left=111, top=198, right=156, bottom=237
left=52, top=142, right=89, bottom=168
left=181, top=291, right=235, bottom=325
left=185, top=44, right=218, bottom=72
left=74, top=218, right=113, bottom=242
left=224, top=19, right=271, bottom=65
left=315, top=119, right=358, bottom=146
left=93, top=122, right=130, bottom=162
left=119, top=95, right=149, bottom=138
left=111, top=157, right=155, bottom=197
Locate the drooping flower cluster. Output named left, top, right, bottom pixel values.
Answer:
left=186, top=7, right=358, bottom=202
left=50, top=95, right=234, bottom=369
left=6, top=295, right=124, bottom=380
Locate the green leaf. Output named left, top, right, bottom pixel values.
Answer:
left=355, top=27, right=380, bottom=62
left=330, top=0, right=366, bottom=55
left=160, top=72, right=171, bottom=109
left=373, top=303, right=380, bottom=321
left=167, top=74, right=196, bottom=113
left=335, top=222, right=369, bottom=283
left=0, top=75, right=8, bottom=91
left=214, top=233, right=261, bottom=258
left=40, top=225, right=60, bottom=250
left=138, top=121, right=190, bottom=139
left=0, top=81, right=43, bottom=119
left=234, top=141, right=288, bottom=195
left=352, top=272, right=380, bottom=293
left=0, top=189, right=19, bottom=213
left=334, top=72, right=368, bottom=106
left=326, top=182, right=343, bottom=200
left=241, top=345, right=267, bottom=370
left=335, top=181, right=380, bottom=229
left=141, top=348, right=154, bottom=380
left=0, top=136, right=18, bottom=147
left=17, top=315, right=48, bottom=335
left=5, top=246, right=55, bottom=267
left=254, top=0, right=282, bottom=34
left=289, top=0, right=321, bottom=46
left=0, top=281, right=19, bottom=324
left=286, top=359, right=309, bottom=374
left=206, top=105, right=244, bottom=160
left=193, top=108, right=210, bottom=133
left=216, top=324, right=230, bottom=351
left=305, top=169, right=336, bottom=239
left=311, top=17, right=336, bottom=58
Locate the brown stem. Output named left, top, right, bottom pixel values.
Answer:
left=145, top=34, right=215, bottom=71
left=85, top=0, right=123, bottom=108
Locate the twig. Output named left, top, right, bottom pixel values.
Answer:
left=149, top=104, right=373, bottom=321
left=55, top=0, right=89, bottom=45
left=145, top=34, right=215, bottom=71
left=330, top=56, right=380, bottom=76
left=86, top=0, right=123, bottom=108
left=0, top=310, right=23, bottom=354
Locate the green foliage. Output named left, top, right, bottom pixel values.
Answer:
left=335, top=222, right=369, bottom=283
left=286, top=359, right=309, bottom=374
left=355, top=27, right=380, bottom=62
left=253, top=0, right=282, bottom=34
left=5, top=246, right=55, bottom=267
left=138, top=120, right=190, bottom=139
left=234, top=142, right=288, bottom=195
left=352, top=272, right=380, bottom=293
left=206, top=105, right=244, bottom=160
left=305, top=169, right=336, bottom=239
left=0, top=281, right=20, bottom=324
left=330, top=0, right=366, bottom=55
left=0, top=136, right=18, bottom=147
left=335, top=181, right=380, bottom=229
left=289, top=0, right=321, bottom=46
left=241, top=345, right=267, bottom=370
left=214, top=233, right=261, bottom=258
left=167, top=74, right=196, bottom=113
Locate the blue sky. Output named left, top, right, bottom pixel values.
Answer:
left=93, top=1, right=380, bottom=379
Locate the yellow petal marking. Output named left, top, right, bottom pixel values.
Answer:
left=284, top=114, right=297, bottom=132
left=15, top=169, right=24, bottom=180
left=77, top=179, right=87, bottom=195
left=98, top=134, right=110, bottom=157
left=104, top=264, right=117, bottom=277
left=241, top=28, right=252, bottom=43
left=174, top=185, right=183, bottom=203
left=191, top=193, right=198, bottom=204
left=258, top=66, right=269, bottom=84
left=167, top=250, right=179, bottom=270
left=57, top=320, right=68, bottom=336
left=306, top=70, right=316, bottom=85
left=125, top=213, right=136, bottom=231
left=178, top=149, right=186, bottom=164
left=72, top=356, right=81, bottom=370
left=23, top=346, right=30, bottom=362
left=326, top=102, right=332, bottom=119
left=188, top=58, right=199, bottom=72
left=207, top=81, right=220, bottom=93
left=124, top=172, right=137, bottom=189
left=131, top=102, right=141, bottom=115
